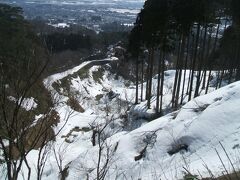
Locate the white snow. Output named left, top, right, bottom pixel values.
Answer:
left=68, top=81, right=240, bottom=179
left=8, top=96, right=37, bottom=111
left=1, top=58, right=240, bottom=180
left=43, top=57, right=118, bottom=90
left=108, top=8, right=140, bottom=14
left=48, top=23, right=70, bottom=28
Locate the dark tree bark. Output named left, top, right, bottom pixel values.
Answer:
left=188, top=23, right=201, bottom=101
left=141, top=57, right=144, bottom=101
left=147, top=47, right=154, bottom=109
left=145, top=51, right=151, bottom=100
left=135, top=57, right=139, bottom=104
left=171, top=38, right=182, bottom=108
left=186, top=33, right=195, bottom=95
left=206, top=23, right=220, bottom=94
left=202, top=28, right=212, bottom=90
left=235, top=41, right=240, bottom=81
left=159, top=53, right=165, bottom=115
left=175, top=34, right=186, bottom=108
left=195, top=25, right=208, bottom=97
left=156, top=51, right=162, bottom=113
left=181, top=34, right=190, bottom=104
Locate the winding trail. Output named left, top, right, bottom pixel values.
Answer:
left=43, top=57, right=118, bottom=90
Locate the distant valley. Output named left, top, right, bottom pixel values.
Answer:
left=0, top=0, right=144, bottom=31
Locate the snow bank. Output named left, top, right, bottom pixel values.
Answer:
left=68, top=81, right=240, bottom=179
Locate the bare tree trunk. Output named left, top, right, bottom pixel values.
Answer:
left=189, top=23, right=201, bottom=101
left=235, top=41, right=240, bottom=81
left=202, top=28, right=212, bottom=90
left=141, top=57, right=144, bottom=101
left=206, top=23, right=220, bottom=94
left=195, top=25, right=207, bottom=97
left=145, top=51, right=151, bottom=100
left=186, top=33, right=195, bottom=95
left=171, top=38, right=181, bottom=108
left=156, top=51, right=162, bottom=113
left=147, top=47, right=154, bottom=109
left=159, top=53, right=165, bottom=115
left=92, top=130, right=97, bottom=146
left=96, top=134, right=102, bottom=180
left=175, top=34, right=186, bottom=108
left=135, top=57, right=139, bottom=104
left=181, top=34, right=190, bottom=104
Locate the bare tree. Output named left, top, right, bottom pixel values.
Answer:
left=52, top=142, right=70, bottom=180
left=36, top=142, right=52, bottom=180
left=0, top=4, right=74, bottom=179
left=90, top=116, right=118, bottom=180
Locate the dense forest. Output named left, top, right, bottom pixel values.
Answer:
left=29, top=19, right=129, bottom=75
left=129, top=0, right=240, bottom=115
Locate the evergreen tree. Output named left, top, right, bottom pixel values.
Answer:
left=129, top=0, right=239, bottom=115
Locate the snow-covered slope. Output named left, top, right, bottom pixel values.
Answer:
left=67, top=81, right=240, bottom=179
left=2, top=57, right=239, bottom=180
left=39, top=60, right=240, bottom=179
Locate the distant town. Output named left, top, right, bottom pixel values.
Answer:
left=1, top=0, right=143, bottom=32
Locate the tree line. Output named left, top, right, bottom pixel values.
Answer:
left=129, top=0, right=240, bottom=115
left=30, top=19, right=129, bottom=53
left=29, top=19, right=129, bottom=75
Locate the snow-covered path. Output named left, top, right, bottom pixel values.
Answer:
left=43, top=57, right=118, bottom=90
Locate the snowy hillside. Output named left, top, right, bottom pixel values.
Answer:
left=43, top=59, right=240, bottom=179
left=1, top=1, right=240, bottom=179
left=2, top=58, right=239, bottom=180
left=66, top=80, right=240, bottom=179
